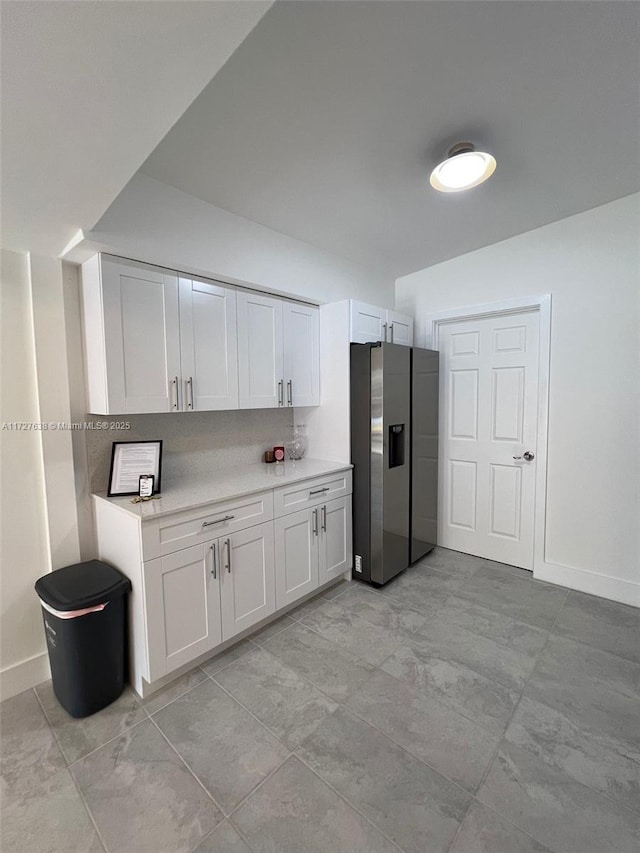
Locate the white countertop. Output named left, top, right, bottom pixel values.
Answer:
left=93, top=458, right=352, bottom=520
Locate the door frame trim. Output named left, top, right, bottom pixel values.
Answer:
left=425, top=294, right=551, bottom=574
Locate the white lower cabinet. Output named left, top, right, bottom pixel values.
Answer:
left=274, top=496, right=352, bottom=608
left=220, top=522, right=276, bottom=639
left=145, top=522, right=276, bottom=680
left=319, top=495, right=352, bottom=584
left=144, top=542, right=222, bottom=682
left=94, top=469, right=352, bottom=694
left=275, top=508, right=319, bottom=608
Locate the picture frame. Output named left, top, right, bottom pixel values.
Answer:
left=108, top=440, right=163, bottom=497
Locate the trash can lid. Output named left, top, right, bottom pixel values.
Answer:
left=35, top=560, right=131, bottom=612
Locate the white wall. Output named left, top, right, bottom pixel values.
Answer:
left=396, top=194, right=640, bottom=606
left=0, top=250, right=51, bottom=697
left=85, top=174, right=395, bottom=307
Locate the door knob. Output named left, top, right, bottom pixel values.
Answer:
left=513, top=451, right=535, bottom=461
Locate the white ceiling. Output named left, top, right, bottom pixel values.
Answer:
left=139, top=0, right=640, bottom=278
left=0, top=0, right=271, bottom=257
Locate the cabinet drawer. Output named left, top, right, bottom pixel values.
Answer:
left=274, top=470, right=352, bottom=518
left=142, top=491, right=274, bottom=559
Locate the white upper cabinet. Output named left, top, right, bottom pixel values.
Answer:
left=349, top=299, right=413, bottom=346
left=283, top=301, right=320, bottom=407
left=350, top=300, right=387, bottom=344
left=83, top=255, right=181, bottom=414
left=386, top=309, right=414, bottom=346
left=238, top=291, right=320, bottom=409
left=237, top=291, right=284, bottom=409
left=83, top=254, right=320, bottom=413
left=179, top=276, right=238, bottom=411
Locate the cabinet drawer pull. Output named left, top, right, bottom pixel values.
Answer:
left=309, top=487, right=329, bottom=495
left=312, top=508, right=318, bottom=536
left=382, top=322, right=387, bottom=342
left=278, top=379, right=284, bottom=407
left=202, top=515, right=235, bottom=528
left=225, top=538, right=232, bottom=573
left=187, top=376, right=194, bottom=410
left=321, top=504, right=327, bottom=532
left=287, top=379, right=292, bottom=406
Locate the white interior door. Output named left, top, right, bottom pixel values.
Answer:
left=237, top=291, right=284, bottom=408
left=179, top=277, right=239, bottom=411
left=438, top=310, right=540, bottom=569
left=283, top=301, right=320, bottom=406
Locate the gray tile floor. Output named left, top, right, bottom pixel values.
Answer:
left=2, top=547, right=639, bottom=853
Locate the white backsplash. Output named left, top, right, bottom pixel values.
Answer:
left=86, top=408, right=293, bottom=493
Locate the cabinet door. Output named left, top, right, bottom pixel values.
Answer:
left=275, top=508, right=319, bottom=608
left=319, top=495, right=352, bottom=585
left=101, top=257, right=181, bottom=413
left=144, top=543, right=221, bottom=681
left=179, top=277, right=239, bottom=411
left=387, top=310, right=414, bottom=347
left=350, top=300, right=387, bottom=344
left=237, top=292, right=284, bottom=408
left=220, top=522, right=276, bottom=640
left=283, top=302, right=320, bottom=407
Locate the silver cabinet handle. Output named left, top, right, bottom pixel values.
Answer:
left=287, top=379, right=292, bottom=406
left=321, top=504, right=327, bottom=532
left=382, top=322, right=387, bottom=342
left=513, top=451, right=535, bottom=461
left=312, top=508, right=318, bottom=536
left=202, top=514, right=235, bottom=528
left=225, top=538, right=232, bottom=573
left=278, top=379, right=284, bottom=407
left=309, top=487, right=329, bottom=496
left=186, top=376, right=194, bottom=410
left=210, top=543, right=217, bottom=579
left=390, top=323, right=395, bottom=343
left=170, top=376, right=179, bottom=410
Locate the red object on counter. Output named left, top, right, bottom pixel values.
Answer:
left=273, top=445, right=285, bottom=462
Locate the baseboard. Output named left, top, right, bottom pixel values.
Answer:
left=0, top=651, right=51, bottom=701
left=535, top=560, right=640, bottom=607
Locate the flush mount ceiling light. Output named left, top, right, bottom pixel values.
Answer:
left=430, top=142, right=496, bottom=193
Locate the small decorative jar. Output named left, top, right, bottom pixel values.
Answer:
left=285, top=424, right=307, bottom=460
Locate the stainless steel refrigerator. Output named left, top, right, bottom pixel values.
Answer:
left=350, top=342, right=439, bottom=585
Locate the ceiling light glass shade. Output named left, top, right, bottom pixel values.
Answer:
left=430, top=143, right=496, bottom=192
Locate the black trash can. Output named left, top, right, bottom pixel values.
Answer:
left=35, top=560, right=132, bottom=718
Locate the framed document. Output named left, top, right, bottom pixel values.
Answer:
left=108, top=440, right=163, bottom=497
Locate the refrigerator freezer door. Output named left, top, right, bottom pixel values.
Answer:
left=372, top=344, right=411, bottom=584
left=411, top=348, right=439, bottom=563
